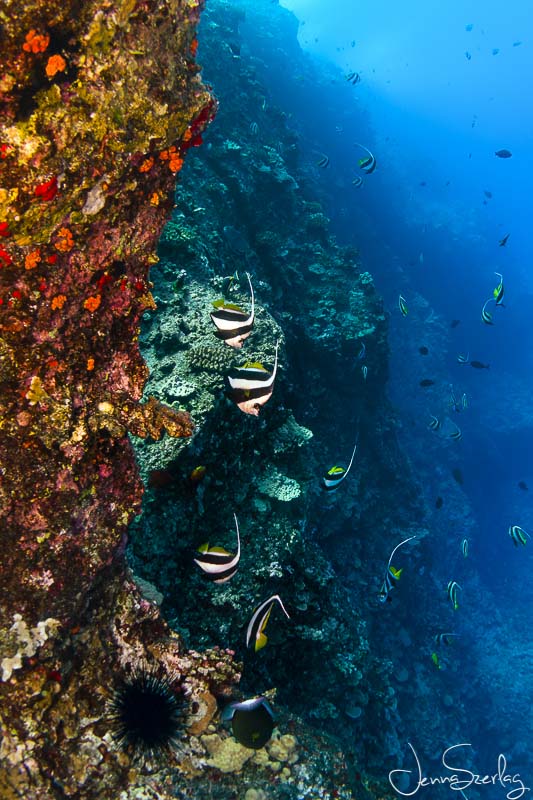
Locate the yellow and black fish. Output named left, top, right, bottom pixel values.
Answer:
left=221, top=697, right=275, bottom=749
left=194, top=513, right=241, bottom=583
left=447, top=580, right=461, bottom=610
left=355, top=143, right=377, bottom=174
left=322, top=437, right=358, bottom=491
left=493, top=272, right=504, bottom=305
left=509, top=524, right=530, bottom=547
left=246, top=594, right=290, bottom=652
left=226, top=343, right=279, bottom=416
left=378, top=536, right=416, bottom=603
left=481, top=297, right=495, bottom=325
left=398, top=294, right=408, bottom=317
left=210, top=272, right=255, bottom=348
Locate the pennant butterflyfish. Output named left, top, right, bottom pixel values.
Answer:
left=509, top=524, right=530, bottom=547
left=322, top=437, right=358, bottom=491
left=226, top=341, right=279, bottom=416
left=355, top=142, right=376, bottom=174
left=493, top=272, right=504, bottom=305
left=428, top=415, right=440, bottom=431
left=398, top=294, right=408, bottom=317
left=481, top=297, right=495, bottom=325
left=193, top=513, right=241, bottom=583
left=378, top=536, right=416, bottom=603
left=346, top=71, right=361, bottom=85
left=246, top=594, right=290, bottom=652
left=316, top=154, right=330, bottom=168
left=221, top=696, right=275, bottom=749
left=457, top=353, right=470, bottom=364
left=461, top=538, right=469, bottom=557
left=434, top=632, right=459, bottom=647
left=210, top=272, right=255, bottom=348
left=447, top=580, right=461, bottom=610
left=449, top=423, right=462, bottom=441
left=352, top=175, right=364, bottom=188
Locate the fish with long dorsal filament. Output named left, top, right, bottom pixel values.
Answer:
left=322, top=435, right=358, bottom=491
left=447, top=580, right=461, bottom=610
left=509, top=525, right=530, bottom=547
left=355, top=142, right=377, bottom=174
left=194, top=513, right=241, bottom=583
left=246, top=594, right=290, bottom=652
left=226, top=341, right=279, bottom=416
left=378, top=536, right=416, bottom=603
left=210, top=272, right=255, bottom=348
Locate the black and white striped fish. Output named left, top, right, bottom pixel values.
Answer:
left=449, top=423, right=462, bottom=441
left=355, top=142, right=377, bottom=174
left=457, top=352, right=470, bottom=364
left=434, top=632, right=459, bottom=646
left=226, top=342, right=279, bottom=416
left=378, top=536, right=416, bottom=603
left=246, top=594, right=290, bottom=652
left=447, top=580, right=461, bottom=610
left=194, top=513, right=241, bottom=583
left=509, top=524, right=530, bottom=547
left=481, top=297, right=495, bottom=325
left=210, top=272, right=255, bottom=348
left=322, top=437, right=358, bottom=491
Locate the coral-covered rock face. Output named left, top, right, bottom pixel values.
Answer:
left=0, top=0, right=214, bottom=632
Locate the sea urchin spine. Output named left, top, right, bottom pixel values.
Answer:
left=109, top=670, right=187, bottom=760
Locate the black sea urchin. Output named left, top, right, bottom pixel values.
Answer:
left=109, top=671, right=186, bottom=759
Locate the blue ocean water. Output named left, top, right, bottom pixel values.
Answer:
left=230, top=0, right=533, bottom=795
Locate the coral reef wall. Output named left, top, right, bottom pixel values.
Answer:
left=127, top=0, right=428, bottom=783
left=0, top=3, right=374, bottom=799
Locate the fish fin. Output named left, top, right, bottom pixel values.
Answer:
left=255, top=633, right=268, bottom=651
left=242, top=361, right=266, bottom=370
left=390, top=566, right=403, bottom=579
left=209, top=546, right=231, bottom=555
left=327, top=466, right=344, bottom=475
left=197, top=543, right=209, bottom=553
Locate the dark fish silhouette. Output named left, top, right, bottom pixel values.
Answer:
left=452, top=468, right=464, bottom=485
left=420, top=379, right=435, bottom=387
left=499, top=233, right=510, bottom=247
left=495, top=149, right=512, bottom=158
left=484, top=190, right=492, bottom=199
left=518, top=481, right=528, bottom=491
left=435, top=497, right=443, bottom=509
left=450, top=319, right=461, bottom=328
left=470, top=361, right=489, bottom=369
left=419, top=346, right=429, bottom=355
